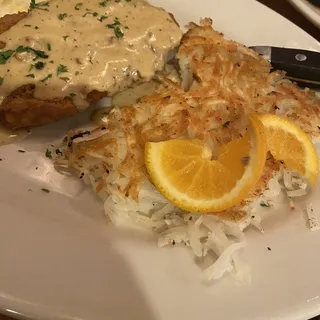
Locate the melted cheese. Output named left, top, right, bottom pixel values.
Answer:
left=0, top=0, right=182, bottom=109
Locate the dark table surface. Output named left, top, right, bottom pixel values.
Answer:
left=0, top=1, right=319, bottom=320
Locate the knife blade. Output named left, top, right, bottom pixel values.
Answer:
left=250, top=46, right=320, bottom=88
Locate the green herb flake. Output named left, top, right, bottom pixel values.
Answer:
left=222, top=121, right=231, bottom=128
left=16, top=46, right=49, bottom=59
left=26, top=74, right=35, bottom=78
left=69, top=92, right=76, bottom=97
left=74, top=2, right=83, bottom=10
left=57, top=64, right=68, bottom=75
left=75, top=71, right=80, bottom=75
left=59, top=77, right=70, bottom=82
left=0, top=50, right=15, bottom=64
left=107, top=20, right=120, bottom=28
left=83, top=11, right=98, bottom=17
left=260, top=202, right=270, bottom=208
left=114, top=26, right=124, bottom=38
left=29, top=0, right=49, bottom=11
left=41, top=188, right=50, bottom=193
left=99, top=0, right=110, bottom=6
left=107, top=19, right=124, bottom=38
left=63, top=35, right=69, bottom=41
left=34, top=26, right=39, bottom=29
left=41, top=73, right=52, bottom=82
left=24, top=24, right=32, bottom=27
left=0, top=77, right=3, bottom=85
left=45, top=149, right=52, bottom=159
left=18, top=149, right=25, bottom=153
left=35, top=61, right=45, bottom=70
left=98, top=15, right=108, bottom=22
left=47, top=43, right=51, bottom=51
left=58, top=13, right=68, bottom=20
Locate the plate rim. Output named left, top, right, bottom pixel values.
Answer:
left=0, top=1, right=320, bottom=320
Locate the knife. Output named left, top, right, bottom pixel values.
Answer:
left=250, top=46, right=320, bottom=88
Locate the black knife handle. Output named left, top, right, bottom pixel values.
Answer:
left=271, top=47, right=320, bottom=86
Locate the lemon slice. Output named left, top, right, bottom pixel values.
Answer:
left=257, top=114, right=319, bottom=185
left=145, top=115, right=267, bottom=213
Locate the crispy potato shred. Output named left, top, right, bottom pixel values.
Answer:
left=59, top=19, right=320, bottom=221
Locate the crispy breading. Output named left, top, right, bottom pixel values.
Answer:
left=0, top=12, right=27, bottom=35
left=0, top=11, right=107, bottom=129
left=0, top=5, right=181, bottom=129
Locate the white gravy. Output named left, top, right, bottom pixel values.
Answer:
left=0, top=0, right=182, bottom=110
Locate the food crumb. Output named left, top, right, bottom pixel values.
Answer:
left=267, top=247, right=271, bottom=251
left=41, top=188, right=50, bottom=193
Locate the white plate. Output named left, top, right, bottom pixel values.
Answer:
left=289, top=0, right=320, bottom=29
left=0, top=1, right=320, bottom=320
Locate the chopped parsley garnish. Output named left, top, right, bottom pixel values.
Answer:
left=69, top=92, right=76, bottom=97
left=41, top=73, right=52, bottom=82
left=57, top=64, right=68, bottom=75
left=222, top=121, right=231, bottom=128
left=59, top=77, right=70, bottom=82
left=0, top=46, right=48, bottom=65
left=63, top=35, right=69, bottom=41
left=74, top=2, right=83, bottom=10
left=45, top=149, right=52, bottom=158
left=35, top=61, right=45, bottom=70
left=41, top=188, right=50, bottom=193
left=58, top=13, right=68, bottom=20
left=75, top=71, right=80, bottom=75
left=0, top=77, right=3, bottom=85
left=29, top=0, right=49, bottom=11
left=99, top=0, right=110, bottom=6
left=35, top=26, right=39, bottom=29
left=83, top=11, right=98, bottom=17
left=114, top=27, right=124, bottom=38
left=107, top=19, right=120, bottom=28
left=47, top=43, right=51, bottom=51
left=26, top=74, right=35, bottom=78
left=260, top=202, right=270, bottom=207
left=107, top=18, right=124, bottom=38
left=16, top=46, right=49, bottom=59
left=24, top=24, right=32, bottom=27
left=98, top=15, right=108, bottom=22
left=18, top=149, right=25, bottom=153
left=0, top=50, right=15, bottom=64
